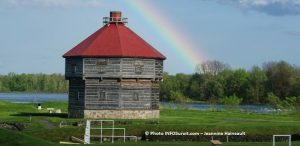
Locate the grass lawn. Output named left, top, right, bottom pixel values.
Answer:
left=1, top=129, right=299, bottom=146
left=0, top=101, right=300, bottom=146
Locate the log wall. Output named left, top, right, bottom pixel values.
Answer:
left=83, top=79, right=159, bottom=110
left=68, top=78, right=85, bottom=110
left=66, top=57, right=163, bottom=118
left=65, top=58, right=83, bottom=78
left=66, top=58, right=163, bottom=79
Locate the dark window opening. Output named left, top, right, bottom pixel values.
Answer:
left=133, top=92, right=139, bottom=101
left=77, top=91, right=80, bottom=101
left=99, top=66, right=106, bottom=74
left=96, top=60, right=108, bottom=65
left=98, top=91, right=107, bottom=101
left=72, top=64, right=77, bottom=73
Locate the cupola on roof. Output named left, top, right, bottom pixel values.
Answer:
left=63, top=11, right=166, bottom=60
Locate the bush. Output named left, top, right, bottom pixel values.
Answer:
left=282, top=96, right=297, bottom=108
left=219, top=94, right=242, bottom=111
left=219, top=94, right=242, bottom=105
left=170, top=90, right=192, bottom=103
left=266, top=92, right=282, bottom=109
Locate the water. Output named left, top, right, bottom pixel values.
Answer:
left=0, top=93, right=277, bottom=113
left=0, top=93, right=67, bottom=103
left=161, top=102, right=277, bottom=113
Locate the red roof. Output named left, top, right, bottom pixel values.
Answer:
left=63, top=24, right=166, bottom=60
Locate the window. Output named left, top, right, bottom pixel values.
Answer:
left=99, top=66, right=106, bottom=74
left=96, top=60, right=107, bottom=65
left=98, top=91, right=107, bottom=101
left=133, top=92, right=139, bottom=101
left=72, top=64, right=77, bottom=73
left=76, top=91, right=80, bottom=101
left=134, top=61, right=144, bottom=74
left=96, top=60, right=107, bottom=74
left=156, top=61, right=163, bottom=76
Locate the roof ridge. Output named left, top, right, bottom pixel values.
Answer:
left=125, top=26, right=166, bottom=58
left=80, top=25, right=107, bottom=55
left=115, top=24, right=123, bottom=56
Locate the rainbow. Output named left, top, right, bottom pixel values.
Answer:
left=125, top=0, right=206, bottom=71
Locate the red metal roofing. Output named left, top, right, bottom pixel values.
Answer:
left=63, top=24, right=166, bottom=60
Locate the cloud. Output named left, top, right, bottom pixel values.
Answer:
left=216, top=0, right=300, bottom=16
left=4, top=0, right=103, bottom=8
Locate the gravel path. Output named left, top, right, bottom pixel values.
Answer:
left=37, top=119, right=55, bottom=129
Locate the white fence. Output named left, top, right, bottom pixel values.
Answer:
left=84, top=119, right=137, bottom=144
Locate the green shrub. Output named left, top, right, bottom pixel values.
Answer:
left=266, top=92, right=282, bottom=109
left=220, top=94, right=242, bottom=105
left=170, top=90, right=192, bottom=103
left=219, top=94, right=242, bottom=111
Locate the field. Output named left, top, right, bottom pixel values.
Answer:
left=0, top=101, right=300, bottom=146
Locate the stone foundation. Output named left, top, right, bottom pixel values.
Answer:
left=68, top=109, right=159, bottom=119
left=68, top=109, right=84, bottom=118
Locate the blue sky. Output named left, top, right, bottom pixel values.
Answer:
left=0, top=0, right=300, bottom=74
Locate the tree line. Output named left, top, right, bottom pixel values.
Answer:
left=0, top=73, right=68, bottom=93
left=160, top=60, right=300, bottom=108
left=1, top=60, right=300, bottom=107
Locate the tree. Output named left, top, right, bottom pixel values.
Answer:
left=290, top=68, right=300, bottom=96
left=264, top=61, right=294, bottom=99
left=224, top=69, right=249, bottom=100
left=175, top=73, right=191, bottom=96
left=160, top=72, right=183, bottom=101
left=160, top=72, right=193, bottom=102
left=187, top=73, right=205, bottom=100
left=196, top=60, right=230, bottom=75
left=0, top=73, right=68, bottom=93
left=202, top=78, right=224, bottom=100
left=265, top=92, right=282, bottom=109
left=245, top=66, right=267, bottom=104
left=282, top=96, right=298, bottom=108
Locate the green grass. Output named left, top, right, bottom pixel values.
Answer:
left=0, top=129, right=58, bottom=146
left=158, top=109, right=300, bottom=134
left=1, top=101, right=300, bottom=146
left=1, top=129, right=299, bottom=146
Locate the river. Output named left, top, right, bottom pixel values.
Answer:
left=0, top=93, right=67, bottom=103
left=0, top=93, right=277, bottom=113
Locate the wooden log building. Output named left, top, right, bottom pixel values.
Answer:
left=63, top=11, right=166, bottom=119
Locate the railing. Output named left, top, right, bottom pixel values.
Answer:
left=103, top=17, right=128, bottom=25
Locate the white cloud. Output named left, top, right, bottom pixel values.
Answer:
left=217, top=0, right=300, bottom=16
left=5, top=0, right=103, bottom=8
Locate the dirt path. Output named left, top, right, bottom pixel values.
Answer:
left=37, top=119, right=55, bottom=129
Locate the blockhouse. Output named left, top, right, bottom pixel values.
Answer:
left=63, top=11, right=166, bottom=119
